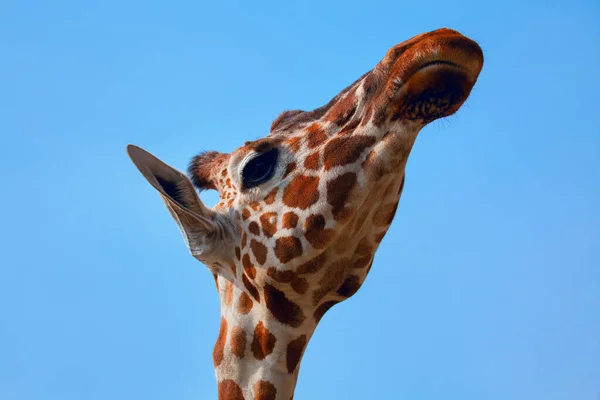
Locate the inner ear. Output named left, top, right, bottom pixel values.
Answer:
left=127, top=144, right=214, bottom=231
left=154, top=174, right=190, bottom=211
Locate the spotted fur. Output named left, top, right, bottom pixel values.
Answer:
left=129, top=28, right=483, bottom=400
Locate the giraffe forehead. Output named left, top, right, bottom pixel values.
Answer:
left=204, top=110, right=383, bottom=209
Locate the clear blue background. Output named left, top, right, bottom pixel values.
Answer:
left=1, top=1, right=598, bottom=399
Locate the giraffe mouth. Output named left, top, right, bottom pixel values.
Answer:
left=413, top=60, right=465, bottom=75
left=404, top=59, right=469, bottom=87
left=399, top=65, right=472, bottom=121
left=402, top=54, right=478, bottom=92
left=396, top=50, right=482, bottom=121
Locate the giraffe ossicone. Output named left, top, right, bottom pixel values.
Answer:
left=128, top=28, right=484, bottom=400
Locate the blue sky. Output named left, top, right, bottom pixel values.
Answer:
left=1, top=1, right=599, bottom=399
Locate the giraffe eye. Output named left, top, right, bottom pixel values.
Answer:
left=242, top=148, right=279, bottom=189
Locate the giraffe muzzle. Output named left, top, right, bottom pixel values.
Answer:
left=385, top=28, right=484, bottom=122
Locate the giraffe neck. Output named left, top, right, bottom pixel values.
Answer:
left=213, top=277, right=313, bottom=400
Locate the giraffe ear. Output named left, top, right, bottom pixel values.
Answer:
left=127, top=145, right=216, bottom=253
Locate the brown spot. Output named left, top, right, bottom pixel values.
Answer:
left=327, top=172, right=357, bottom=219
left=249, top=221, right=260, bottom=236
left=287, top=136, right=302, bottom=153
left=264, top=283, right=306, bottom=327
left=213, top=317, right=227, bottom=367
left=241, top=232, right=247, bottom=249
left=353, top=237, right=374, bottom=268
left=264, top=187, right=278, bottom=205
left=337, top=275, right=361, bottom=297
left=230, top=325, right=247, bottom=358
left=337, top=119, right=360, bottom=136
left=221, top=169, right=228, bottom=177
left=323, top=135, right=376, bottom=170
left=243, top=274, right=260, bottom=302
left=333, top=208, right=355, bottom=223
left=224, top=281, right=234, bottom=306
left=250, top=239, right=268, bottom=265
left=374, top=231, right=386, bottom=243
left=242, top=208, right=251, bottom=220
left=235, top=247, right=241, bottom=260
left=259, top=212, right=278, bottom=238
left=306, top=123, right=327, bottom=148
left=237, top=292, right=253, bottom=314
left=282, top=175, right=320, bottom=210
left=242, top=254, right=256, bottom=279
left=304, top=214, right=335, bottom=249
left=297, top=253, right=327, bottom=275
left=283, top=162, right=297, bottom=178
left=282, top=212, right=299, bottom=229
left=360, top=95, right=373, bottom=126
left=314, top=300, right=339, bottom=323
left=304, top=151, right=321, bottom=170
left=373, top=201, right=399, bottom=226
left=267, top=267, right=297, bottom=283
left=254, top=380, right=277, bottom=400
left=325, top=88, right=357, bottom=126
left=228, top=261, right=237, bottom=277
left=356, top=237, right=373, bottom=256
left=353, top=256, right=373, bottom=269
left=312, top=258, right=348, bottom=305
left=251, top=321, right=277, bottom=360
left=274, top=236, right=303, bottom=263
left=291, top=277, right=309, bottom=294
left=286, top=335, right=307, bottom=373
left=218, top=379, right=244, bottom=400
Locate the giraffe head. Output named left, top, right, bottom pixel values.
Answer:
left=128, top=28, right=483, bottom=398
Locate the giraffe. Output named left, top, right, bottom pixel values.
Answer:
left=127, top=28, right=483, bottom=400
